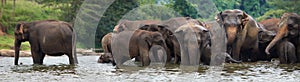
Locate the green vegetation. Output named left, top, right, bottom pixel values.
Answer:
left=0, top=35, right=30, bottom=50
left=0, top=0, right=60, bottom=50
left=0, top=0, right=299, bottom=49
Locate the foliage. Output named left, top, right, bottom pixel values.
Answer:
left=34, top=0, right=84, bottom=22
left=0, top=35, right=30, bottom=50
left=0, top=0, right=61, bottom=35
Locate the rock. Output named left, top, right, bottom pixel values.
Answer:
left=0, top=49, right=31, bottom=57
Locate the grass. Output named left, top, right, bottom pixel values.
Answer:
left=0, top=35, right=30, bottom=50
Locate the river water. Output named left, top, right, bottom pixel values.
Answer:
left=1, top=55, right=300, bottom=82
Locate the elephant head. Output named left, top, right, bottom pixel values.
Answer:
left=143, top=31, right=170, bottom=66
left=215, top=9, right=249, bottom=45
left=14, top=22, right=32, bottom=65
left=265, top=13, right=300, bottom=54
left=175, top=22, right=210, bottom=47
left=98, top=53, right=114, bottom=64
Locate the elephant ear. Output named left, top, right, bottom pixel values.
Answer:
left=215, top=12, right=223, bottom=25
left=241, top=11, right=250, bottom=26
left=15, top=23, right=28, bottom=34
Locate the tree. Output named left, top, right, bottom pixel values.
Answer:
left=94, top=0, right=139, bottom=48
left=34, top=0, right=84, bottom=22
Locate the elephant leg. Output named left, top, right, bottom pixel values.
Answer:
left=180, top=46, right=190, bottom=65
left=278, top=50, right=287, bottom=64
left=188, top=45, right=200, bottom=66
left=31, top=50, right=44, bottom=65
left=67, top=52, right=75, bottom=65
left=286, top=41, right=296, bottom=64
left=232, top=43, right=242, bottom=61
left=250, top=42, right=259, bottom=62
left=140, top=49, right=150, bottom=66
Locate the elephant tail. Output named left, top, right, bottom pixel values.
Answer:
left=72, top=27, right=78, bottom=64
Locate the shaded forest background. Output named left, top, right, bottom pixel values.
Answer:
left=0, top=0, right=299, bottom=49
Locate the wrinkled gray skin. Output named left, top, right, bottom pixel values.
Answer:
left=14, top=20, right=78, bottom=65
left=175, top=23, right=210, bottom=65
left=175, top=23, right=241, bottom=65
left=216, top=9, right=260, bottom=62
left=160, top=17, right=205, bottom=64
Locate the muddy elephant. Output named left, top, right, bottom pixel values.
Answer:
left=14, top=20, right=78, bottom=65
left=112, top=30, right=170, bottom=66
left=259, top=18, right=280, bottom=32
left=258, top=24, right=297, bottom=64
left=97, top=32, right=116, bottom=65
left=215, top=9, right=260, bottom=62
left=265, top=13, right=300, bottom=63
left=113, top=19, right=161, bottom=33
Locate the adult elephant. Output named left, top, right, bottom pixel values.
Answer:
left=215, top=9, right=260, bottom=61
left=265, top=13, right=300, bottom=63
left=174, top=22, right=210, bottom=65
left=112, top=30, right=170, bottom=66
left=97, top=32, right=115, bottom=65
left=14, top=20, right=78, bottom=65
left=174, top=22, right=241, bottom=65
left=113, top=19, right=161, bottom=33
left=259, top=18, right=280, bottom=32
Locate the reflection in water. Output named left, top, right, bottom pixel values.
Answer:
left=1, top=56, right=300, bottom=81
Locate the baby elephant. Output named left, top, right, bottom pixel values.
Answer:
left=258, top=28, right=296, bottom=64
left=98, top=32, right=116, bottom=65
left=275, top=39, right=297, bottom=64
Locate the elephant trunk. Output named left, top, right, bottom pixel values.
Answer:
left=226, top=26, right=238, bottom=45
left=265, top=25, right=288, bottom=55
left=225, top=53, right=242, bottom=63
left=14, top=40, right=21, bottom=65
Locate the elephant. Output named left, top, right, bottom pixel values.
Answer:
left=258, top=23, right=297, bottom=64
left=276, top=39, right=297, bottom=64
left=215, top=9, right=260, bottom=62
left=259, top=18, right=280, bottom=32
left=14, top=20, right=78, bottom=65
left=160, top=17, right=204, bottom=32
left=113, top=19, right=161, bottom=33
left=174, top=22, right=210, bottom=65
left=111, top=29, right=170, bottom=66
left=138, top=24, right=181, bottom=64
left=265, top=13, right=300, bottom=63
left=97, top=32, right=116, bottom=65
left=174, top=22, right=241, bottom=65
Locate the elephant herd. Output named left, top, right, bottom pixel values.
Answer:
left=12, top=9, right=300, bottom=67
left=98, top=9, right=300, bottom=67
